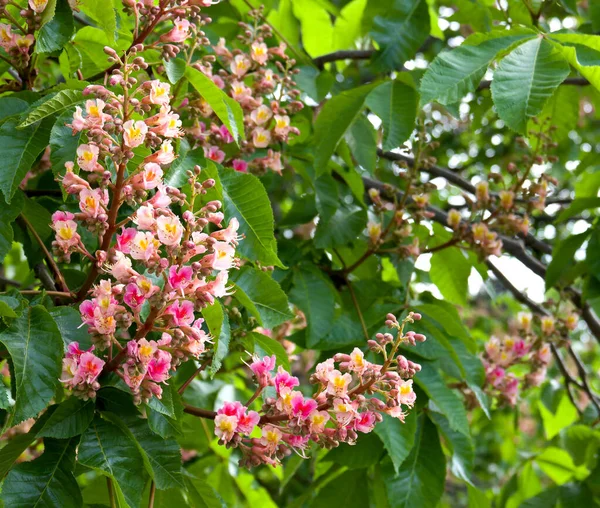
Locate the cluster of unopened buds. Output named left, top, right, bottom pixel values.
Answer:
left=179, top=8, right=302, bottom=175
left=213, top=312, right=425, bottom=468
left=53, top=49, right=241, bottom=403
left=482, top=310, right=578, bottom=406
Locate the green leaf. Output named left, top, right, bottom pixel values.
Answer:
left=527, top=86, right=580, bottom=145
left=535, top=447, right=590, bottom=485
left=49, top=305, right=93, bottom=351
left=36, top=0, right=74, bottom=54
left=0, top=97, right=30, bottom=124
left=491, top=37, right=571, bottom=133
left=165, top=146, right=205, bottom=188
left=546, top=231, right=590, bottom=288
left=374, top=410, right=417, bottom=474
left=429, top=247, right=470, bottom=306
left=538, top=394, right=579, bottom=440
left=311, top=470, right=370, bottom=507
left=313, top=83, right=378, bottom=175
left=185, top=67, right=244, bottom=145
left=0, top=305, right=63, bottom=424
left=366, top=79, right=418, bottom=151
left=37, top=398, right=95, bottom=439
left=326, top=432, right=384, bottom=469
left=78, top=0, right=117, bottom=43
left=70, top=26, right=131, bottom=78
left=217, top=166, right=283, bottom=267
left=19, top=90, right=85, bottom=128
left=414, top=362, right=470, bottom=436
left=551, top=34, right=600, bottom=91
left=0, top=190, right=24, bottom=263
left=1, top=437, right=82, bottom=508
left=345, top=114, right=377, bottom=172
left=557, top=197, right=600, bottom=222
left=292, top=0, right=334, bottom=57
left=314, top=204, right=367, bottom=248
left=332, top=0, right=368, bottom=53
left=50, top=109, right=82, bottom=180
left=78, top=415, right=148, bottom=508
left=0, top=117, right=53, bottom=204
left=383, top=414, right=446, bottom=508
left=244, top=331, right=290, bottom=371
left=184, top=476, right=226, bottom=508
left=202, top=301, right=231, bottom=377
left=371, top=0, right=430, bottom=71
left=164, top=58, right=187, bottom=84
left=288, top=265, right=337, bottom=348
left=231, top=266, right=293, bottom=329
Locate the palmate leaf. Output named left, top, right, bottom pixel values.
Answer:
left=383, top=414, right=446, bottom=508
left=231, top=266, right=293, bottom=329
left=1, top=437, right=82, bottom=508
left=185, top=67, right=244, bottom=145
left=78, top=415, right=148, bottom=508
left=19, top=89, right=85, bottom=128
left=491, top=37, right=571, bottom=133
left=202, top=301, right=231, bottom=377
left=243, top=331, right=291, bottom=371
left=374, top=410, right=418, bottom=474
left=420, top=29, right=536, bottom=105
left=429, top=247, right=470, bottom=306
left=35, top=0, right=74, bottom=54
left=0, top=305, right=63, bottom=424
left=37, top=397, right=95, bottom=439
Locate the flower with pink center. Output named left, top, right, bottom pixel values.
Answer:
left=132, top=163, right=163, bottom=190
left=52, top=210, right=74, bottom=222
left=232, top=159, right=248, bottom=173
left=397, top=379, right=416, bottom=407
left=129, top=231, right=160, bottom=261
left=308, top=410, right=330, bottom=433
left=487, top=366, right=505, bottom=387
left=274, top=366, right=299, bottom=395
left=116, top=227, right=137, bottom=254
left=250, top=41, right=269, bottom=65
left=123, top=120, right=148, bottom=148
left=210, top=218, right=240, bottom=245
left=123, top=283, right=145, bottom=310
left=230, top=54, right=251, bottom=78
left=147, top=350, right=172, bottom=383
left=77, top=352, right=105, bottom=384
left=274, top=115, right=290, bottom=137
left=156, top=215, right=184, bottom=246
left=165, top=300, right=195, bottom=326
left=502, top=375, right=519, bottom=405
left=77, top=143, right=100, bottom=171
left=205, top=145, right=225, bottom=163
left=211, top=241, right=235, bottom=271
left=160, top=18, right=190, bottom=43
left=218, top=401, right=245, bottom=419
left=148, top=80, right=171, bottom=105
left=326, top=370, right=352, bottom=398
left=249, top=355, right=276, bottom=386
left=168, top=265, right=193, bottom=292
left=214, top=414, right=238, bottom=443
left=237, top=410, right=260, bottom=435
left=92, top=308, right=117, bottom=335
left=354, top=411, right=376, bottom=433
left=79, top=300, right=96, bottom=326
left=290, top=392, right=318, bottom=420
left=252, top=127, right=271, bottom=148
left=512, top=339, right=530, bottom=358
left=79, top=188, right=105, bottom=218
left=250, top=105, right=272, bottom=125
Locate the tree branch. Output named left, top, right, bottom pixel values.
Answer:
left=314, top=49, right=375, bottom=69
left=478, top=76, right=589, bottom=90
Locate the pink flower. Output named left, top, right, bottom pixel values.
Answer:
left=397, top=379, right=416, bottom=407
left=123, top=120, right=148, bottom=148
left=230, top=54, right=251, bottom=78
left=232, top=159, right=248, bottom=173
left=148, top=80, right=171, bottom=105
left=92, top=308, right=117, bottom=335
left=237, top=410, right=260, bottom=435
left=326, top=370, right=352, bottom=398
left=205, top=145, right=225, bottom=163
left=29, top=0, right=49, bottom=13
left=129, top=231, right=159, bottom=261
left=133, top=204, right=156, bottom=230
left=537, top=343, right=552, bottom=365
left=156, top=215, right=184, bottom=246
left=61, top=166, right=90, bottom=194
left=250, top=42, right=269, bottom=65
left=77, top=144, right=100, bottom=172
left=116, top=227, right=138, bottom=254
left=274, top=115, right=290, bottom=137
left=52, top=217, right=80, bottom=252
left=161, top=18, right=190, bottom=43
left=84, top=99, right=110, bottom=129
left=168, top=265, right=193, bottom=291
left=274, top=366, right=299, bottom=395
left=123, top=283, right=145, bottom=310
left=109, top=251, right=135, bottom=281
left=260, top=425, right=282, bottom=453
left=252, top=127, right=271, bottom=148
left=79, top=188, right=106, bottom=218
left=165, top=300, right=195, bottom=326
left=290, top=392, right=318, bottom=420
left=148, top=184, right=172, bottom=209
left=210, top=218, right=240, bottom=245
left=308, top=410, right=330, bottom=433
left=211, top=241, right=235, bottom=271
left=79, top=300, right=96, bottom=325
left=146, top=350, right=172, bottom=383
left=487, top=366, right=505, bottom=387
left=131, top=163, right=163, bottom=190
left=218, top=401, right=245, bottom=419
left=77, top=352, right=105, bottom=384
left=250, top=355, right=276, bottom=386
left=354, top=411, right=376, bottom=433
left=218, top=125, right=234, bottom=144
left=205, top=271, right=233, bottom=298
left=512, top=339, right=530, bottom=358
left=147, top=140, right=176, bottom=165
left=215, top=414, right=238, bottom=443
left=250, top=105, right=272, bottom=126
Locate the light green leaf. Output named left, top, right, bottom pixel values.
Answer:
left=244, top=331, right=290, bottom=372
left=535, top=447, right=590, bottom=485
left=19, top=90, right=85, bottom=128
left=366, top=79, right=418, bottom=151
left=36, top=0, right=74, bottom=54
left=332, top=0, right=368, bottom=54
left=557, top=197, right=600, bottom=222
left=538, top=394, right=579, bottom=440
left=0, top=190, right=24, bottom=263
left=527, top=85, right=580, bottom=145
left=420, top=29, right=536, bottom=105
left=78, top=0, right=117, bottom=43
left=292, top=0, right=333, bottom=57
left=231, top=266, right=293, bottom=329
left=164, top=58, right=187, bottom=84
left=288, top=265, right=337, bottom=348
left=491, top=37, right=571, bottom=133
left=429, top=247, right=470, bottom=306
left=0, top=117, right=53, bottom=204
left=1, top=437, right=82, bottom=508
left=551, top=34, right=600, bottom=91
left=374, top=410, right=417, bottom=474
left=384, top=414, right=446, bottom=508
left=78, top=416, right=148, bottom=508
left=0, top=305, right=63, bottom=424
left=202, top=301, right=231, bottom=377
left=185, top=67, right=244, bottom=145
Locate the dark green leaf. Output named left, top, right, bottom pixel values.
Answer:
left=165, top=58, right=187, bottom=84
left=36, top=0, right=74, bottom=54
left=202, top=301, right=230, bottom=377
left=0, top=190, right=24, bottom=263
left=547, top=231, right=590, bottom=288
left=19, top=90, right=85, bottom=128
left=50, top=109, right=82, bottom=180
left=37, top=398, right=95, bottom=439
left=244, top=331, right=291, bottom=372
left=374, top=410, right=417, bottom=474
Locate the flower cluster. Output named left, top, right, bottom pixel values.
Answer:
left=482, top=310, right=578, bottom=405
left=213, top=312, right=425, bottom=468
left=180, top=8, right=303, bottom=175
left=55, top=48, right=240, bottom=403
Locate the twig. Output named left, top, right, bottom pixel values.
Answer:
left=314, top=49, right=374, bottom=69
left=12, top=290, right=73, bottom=298
left=148, top=481, right=156, bottom=508
left=178, top=357, right=211, bottom=394
left=345, top=276, right=369, bottom=342
left=107, top=478, right=117, bottom=508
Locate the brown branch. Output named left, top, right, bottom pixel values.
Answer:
left=314, top=49, right=375, bottom=69
left=178, top=357, right=211, bottom=394
left=10, top=290, right=73, bottom=298
left=478, top=76, right=589, bottom=90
